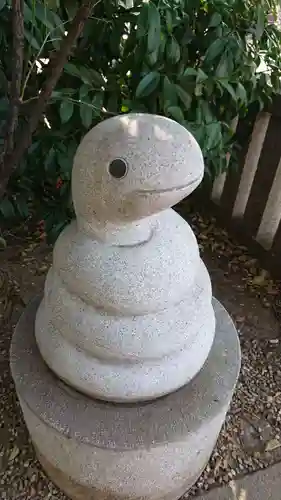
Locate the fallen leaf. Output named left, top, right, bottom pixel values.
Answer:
left=252, top=269, right=269, bottom=287
left=213, top=457, right=223, bottom=475
left=236, top=316, right=245, bottom=323
left=265, top=438, right=281, bottom=452
left=29, top=486, right=37, bottom=497
left=223, top=455, right=229, bottom=469
left=9, top=445, right=20, bottom=462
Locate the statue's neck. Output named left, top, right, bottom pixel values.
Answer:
left=77, top=216, right=156, bottom=246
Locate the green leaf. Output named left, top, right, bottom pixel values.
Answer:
left=159, top=32, right=167, bottom=58
left=166, top=10, right=173, bottom=33
left=45, top=147, right=56, bottom=172
left=60, top=100, right=74, bottom=123
left=196, top=69, right=208, bottom=84
left=256, top=6, right=265, bottom=40
left=204, top=79, right=215, bottom=97
left=215, top=53, right=229, bottom=78
left=64, top=64, right=104, bottom=87
left=79, top=84, right=90, bottom=100
left=76, top=67, right=92, bottom=85
left=187, top=123, right=205, bottom=145
left=57, top=151, right=72, bottom=173
left=28, top=141, right=40, bottom=155
left=175, top=85, right=192, bottom=110
left=195, top=82, right=203, bottom=97
left=183, top=67, right=198, bottom=77
left=35, top=3, right=56, bottom=31
left=23, top=3, right=33, bottom=22
left=205, top=122, right=221, bottom=151
left=218, top=80, right=236, bottom=101
left=166, top=37, right=180, bottom=64
left=147, top=3, right=161, bottom=54
left=163, top=76, right=177, bottom=108
left=64, top=64, right=96, bottom=86
left=201, top=101, right=214, bottom=124
left=0, top=0, right=6, bottom=11
left=136, top=2, right=149, bottom=39
left=80, top=96, right=93, bottom=128
left=0, top=199, right=15, bottom=219
left=88, top=69, right=105, bottom=87
left=167, top=106, right=185, bottom=124
left=24, top=30, right=41, bottom=50
left=135, top=71, right=160, bottom=98
left=147, top=49, right=159, bottom=67
left=204, top=39, right=226, bottom=63
left=195, top=103, right=203, bottom=124
left=51, top=88, right=76, bottom=100
left=236, top=82, right=247, bottom=103
left=48, top=10, right=65, bottom=34
left=209, top=13, right=222, bottom=28
left=15, top=197, right=29, bottom=218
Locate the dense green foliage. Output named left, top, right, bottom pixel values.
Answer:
left=0, top=0, right=281, bottom=241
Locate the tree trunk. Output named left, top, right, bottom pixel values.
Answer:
left=0, top=0, right=101, bottom=200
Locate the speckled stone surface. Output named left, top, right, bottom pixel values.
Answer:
left=34, top=113, right=216, bottom=401
left=40, top=260, right=212, bottom=361
left=34, top=448, right=207, bottom=500
left=72, top=114, right=204, bottom=229
left=11, top=296, right=240, bottom=500
left=50, top=211, right=201, bottom=316
left=35, top=256, right=215, bottom=401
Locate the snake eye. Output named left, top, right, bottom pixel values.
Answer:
left=108, top=158, right=128, bottom=179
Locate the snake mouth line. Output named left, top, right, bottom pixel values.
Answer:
left=137, top=176, right=202, bottom=195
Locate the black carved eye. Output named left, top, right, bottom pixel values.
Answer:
left=108, top=158, right=128, bottom=179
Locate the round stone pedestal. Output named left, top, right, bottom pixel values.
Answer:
left=10, top=297, right=240, bottom=500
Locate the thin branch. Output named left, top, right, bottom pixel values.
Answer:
left=2, top=0, right=24, bottom=158
left=20, top=21, right=70, bottom=100
left=0, top=0, right=101, bottom=199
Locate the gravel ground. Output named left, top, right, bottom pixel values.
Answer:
left=1, top=212, right=281, bottom=499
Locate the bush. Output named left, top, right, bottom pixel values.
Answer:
left=1, top=0, right=281, bottom=241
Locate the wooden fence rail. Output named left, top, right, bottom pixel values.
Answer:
left=202, top=96, right=281, bottom=279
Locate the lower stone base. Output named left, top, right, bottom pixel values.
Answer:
left=35, top=446, right=206, bottom=500
left=10, top=297, right=240, bottom=500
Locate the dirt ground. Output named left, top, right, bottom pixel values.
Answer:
left=0, top=210, right=281, bottom=499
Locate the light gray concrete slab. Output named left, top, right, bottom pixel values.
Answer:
left=196, top=463, right=281, bottom=500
